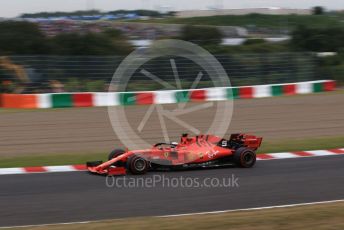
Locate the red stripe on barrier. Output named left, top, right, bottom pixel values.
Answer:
left=239, top=87, right=253, bottom=99
left=283, top=84, right=296, bottom=95
left=256, top=154, right=275, bottom=160
left=190, top=90, right=206, bottom=101
left=72, top=164, right=87, bottom=170
left=136, top=92, right=154, bottom=105
left=73, top=93, right=93, bottom=107
left=2, top=94, right=38, bottom=108
left=24, top=166, right=46, bottom=173
left=324, top=81, right=335, bottom=91
left=328, top=149, right=344, bottom=154
left=292, top=151, right=313, bottom=157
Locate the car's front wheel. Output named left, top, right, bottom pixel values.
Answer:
left=108, top=149, right=125, bottom=160
left=233, top=147, right=256, bottom=168
left=126, top=155, right=149, bottom=175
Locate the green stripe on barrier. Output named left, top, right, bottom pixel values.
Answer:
left=313, top=82, right=323, bottom=92
left=272, top=85, right=283, bottom=96
left=51, top=94, right=72, bottom=108
left=227, top=87, right=238, bottom=99
left=175, top=91, right=189, bottom=103
left=119, top=92, right=135, bottom=105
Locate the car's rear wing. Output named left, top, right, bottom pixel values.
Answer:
left=230, top=133, right=263, bottom=150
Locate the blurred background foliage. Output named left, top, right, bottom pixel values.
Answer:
left=0, top=21, right=133, bottom=55
left=0, top=14, right=343, bottom=92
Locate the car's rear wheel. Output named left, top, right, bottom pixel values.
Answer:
left=126, top=155, right=149, bottom=175
left=108, top=149, right=125, bottom=160
left=233, top=147, right=256, bottom=168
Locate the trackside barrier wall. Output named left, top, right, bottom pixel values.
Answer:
left=0, top=80, right=336, bottom=109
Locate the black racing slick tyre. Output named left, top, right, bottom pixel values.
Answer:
left=233, top=147, right=256, bottom=168
left=86, top=161, right=103, bottom=167
left=126, top=155, right=149, bottom=175
left=108, top=149, right=125, bottom=160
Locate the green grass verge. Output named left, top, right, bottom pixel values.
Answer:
left=0, top=136, right=343, bottom=168
left=9, top=202, right=344, bottom=230
left=258, top=136, right=344, bottom=154
left=0, top=152, right=106, bottom=168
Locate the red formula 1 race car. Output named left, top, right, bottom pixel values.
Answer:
left=86, top=133, right=263, bottom=176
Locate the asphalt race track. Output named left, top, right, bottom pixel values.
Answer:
left=0, top=155, right=343, bottom=227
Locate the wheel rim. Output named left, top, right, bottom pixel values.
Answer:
left=243, top=152, right=254, bottom=165
left=134, top=158, right=146, bottom=171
